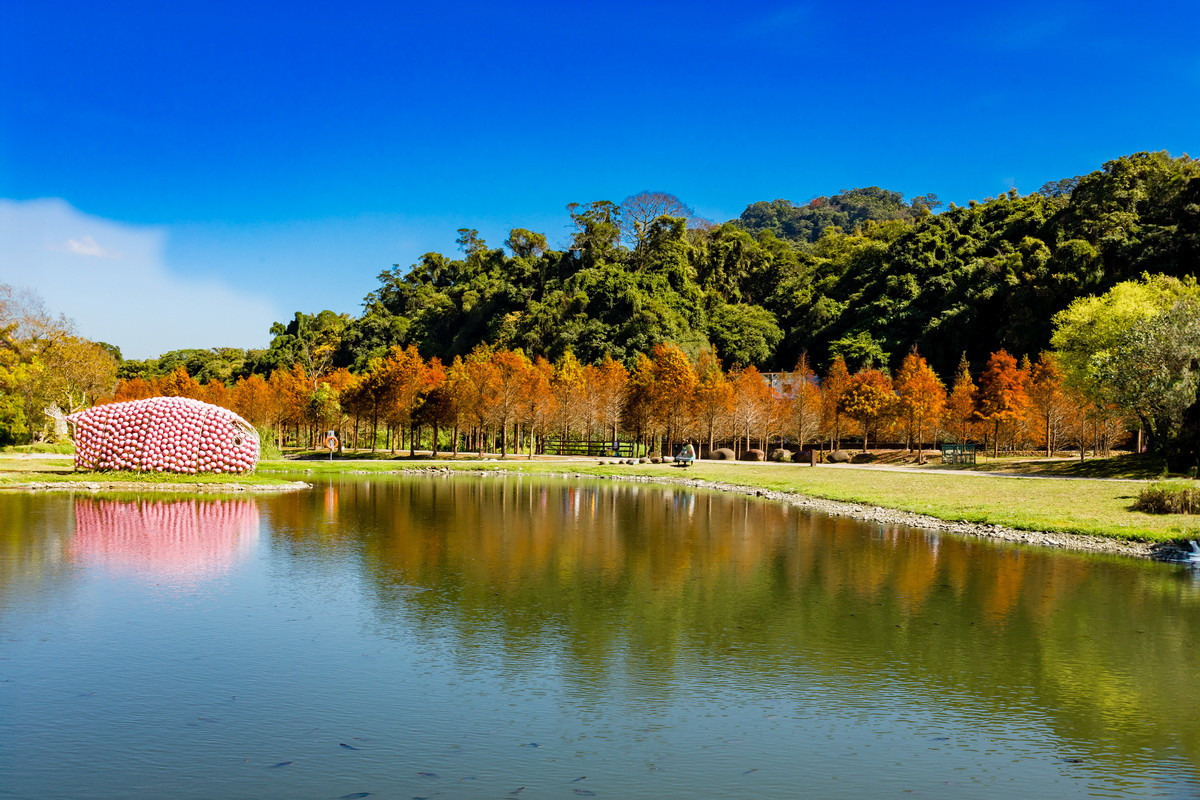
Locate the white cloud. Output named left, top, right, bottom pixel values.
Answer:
left=0, top=198, right=282, bottom=359
left=61, top=235, right=119, bottom=258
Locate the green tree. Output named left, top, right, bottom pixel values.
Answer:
left=1090, top=301, right=1200, bottom=454
left=263, top=310, right=350, bottom=383
left=707, top=304, right=782, bottom=368
left=1050, top=274, right=1200, bottom=393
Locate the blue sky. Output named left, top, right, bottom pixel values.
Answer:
left=2, top=0, right=1198, bottom=358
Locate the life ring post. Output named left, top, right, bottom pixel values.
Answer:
left=325, top=431, right=339, bottom=461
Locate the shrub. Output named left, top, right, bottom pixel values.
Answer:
left=1133, top=482, right=1200, bottom=514
left=256, top=427, right=283, bottom=460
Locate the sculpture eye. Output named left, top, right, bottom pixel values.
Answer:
left=233, top=436, right=243, bottom=446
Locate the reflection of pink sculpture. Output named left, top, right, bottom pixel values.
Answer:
left=72, top=498, right=260, bottom=579
left=67, top=397, right=259, bottom=473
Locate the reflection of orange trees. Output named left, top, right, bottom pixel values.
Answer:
left=270, top=476, right=1200, bottom=769
left=982, top=550, right=1028, bottom=623
left=72, top=498, right=259, bottom=580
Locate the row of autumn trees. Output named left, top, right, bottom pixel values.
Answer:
left=107, top=340, right=1108, bottom=460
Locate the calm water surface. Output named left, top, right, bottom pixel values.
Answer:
left=2, top=475, right=1199, bottom=799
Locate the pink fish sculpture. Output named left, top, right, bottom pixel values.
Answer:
left=67, top=397, right=260, bottom=474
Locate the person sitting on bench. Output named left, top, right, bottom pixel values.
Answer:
left=675, top=442, right=696, bottom=467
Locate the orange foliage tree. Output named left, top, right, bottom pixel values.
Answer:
left=893, top=349, right=946, bottom=463
left=158, top=366, right=203, bottom=399
left=821, top=355, right=851, bottom=450
left=270, top=366, right=312, bottom=449
left=435, top=356, right=472, bottom=456
left=1026, top=351, right=1071, bottom=456
left=551, top=351, right=587, bottom=450
left=376, top=345, right=440, bottom=455
left=837, top=369, right=898, bottom=453
left=729, top=365, right=774, bottom=455
left=650, top=343, right=697, bottom=453
left=489, top=348, right=532, bottom=457
left=520, top=356, right=556, bottom=458
left=622, top=352, right=656, bottom=452
left=590, top=354, right=628, bottom=453
left=693, top=350, right=733, bottom=454
left=461, top=346, right=500, bottom=455
left=785, top=353, right=822, bottom=449
left=111, top=377, right=157, bottom=402
left=943, top=354, right=977, bottom=444
left=974, top=349, right=1030, bottom=458
left=231, top=374, right=278, bottom=430
left=315, top=367, right=359, bottom=452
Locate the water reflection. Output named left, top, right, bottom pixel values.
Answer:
left=71, top=497, right=259, bottom=581
left=269, top=477, right=1200, bottom=777
left=3, top=477, right=1200, bottom=799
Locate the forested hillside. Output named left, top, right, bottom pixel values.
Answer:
left=228, top=150, right=1194, bottom=380
left=6, top=150, right=1200, bottom=452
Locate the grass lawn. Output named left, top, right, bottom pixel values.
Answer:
left=0, top=455, right=301, bottom=488
left=261, top=456, right=1199, bottom=544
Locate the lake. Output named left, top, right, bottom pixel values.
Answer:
left=2, top=474, right=1198, bottom=798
